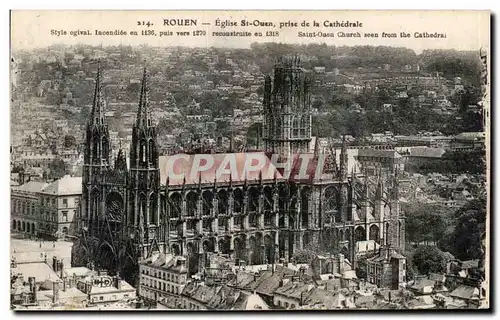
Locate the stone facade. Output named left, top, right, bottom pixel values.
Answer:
left=71, top=58, right=405, bottom=288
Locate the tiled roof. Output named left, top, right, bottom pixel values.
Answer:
left=274, top=281, right=313, bottom=300
left=411, top=279, right=435, bottom=290
left=12, top=181, right=48, bottom=193
left=12, top=262, right=60, bottom=282
left=231, top=292, right=269, bottom=310
left=41, top=175, right=82, bottom=195
left=409, top=147, right=445, bottom=158
left=64, top=267, right=93, bottom=278
left=358, top=149, right=401, bottom=159
left=450, top=285, right=480, bottom=300
left=461, top=260, right=479, bottom=269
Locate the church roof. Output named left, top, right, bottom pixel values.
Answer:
left=159, top=152, right=284, bottom=186
left=357, top=149, right=401, bottom=159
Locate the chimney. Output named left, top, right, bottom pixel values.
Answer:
left=52, top=256, right=57, bottom=271
left=52, top=281, right=60, bottom=303
left=28, top=277, right=38, bottom=303
left=253, top=273, right=257, bottom=282
left=59, top=260, right=64, bottom=278
left=115, top=275, right=122, bottom=290
left=62, top=276, right=67, bottom=292
left=338, top=254, right=345, bottom=274
left=300, top=291, right=306, bottom=306
left=28, top=277, right=35, bottom=292
left=388, top=291, right=392, bottom=302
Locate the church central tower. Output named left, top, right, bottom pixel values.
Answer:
left=263, top=57, right=312, bottom=158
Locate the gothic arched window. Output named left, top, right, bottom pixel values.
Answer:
left=292, top=116, right=300, bottom=138
left=149, top=139, right=155, bottom=164
left=102, top=137, right=108, bottom=162
left=149, top=193, right=157, bottom=225
left=140, top=140, right=147, bottom=163
left=299, top=115, right=308, bottom=137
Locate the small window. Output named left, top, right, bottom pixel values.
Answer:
left=62, top=199, right=68, bottom=207
left=99, top=296, right=104, bottom=301
left=62, top=211, right=68, bottom=222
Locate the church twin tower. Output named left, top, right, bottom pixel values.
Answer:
left=76, top=61, right=163, bottom=278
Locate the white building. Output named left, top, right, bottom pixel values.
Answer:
left=138, top=253, right=188, bottom=303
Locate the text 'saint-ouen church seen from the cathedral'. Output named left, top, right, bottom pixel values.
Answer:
left=72, top=57, right=406, bottom=288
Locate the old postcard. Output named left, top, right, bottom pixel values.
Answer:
left=9, top=10, right=490, bottom=311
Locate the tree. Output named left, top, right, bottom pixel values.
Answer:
left=412, top=245, right=451, bottom=275
left=47, top=158, right=67, bottom=180
left=63, top=135, right=76, bottom=148
left=441, top=198, right=486, bottom=260
left=293, top=243, right=321, bottom=264
left=403, top=203, right=451, bottom=245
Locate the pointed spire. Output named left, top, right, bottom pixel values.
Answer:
left=91, top=60, right=105, bottom=126
left=229, top=130, right=234, bottom=153
left=137, top=66, right=152, bottom=127
left=263, top=75, right=272, bottom=108
left=339, top=135, right=348, bottom=180
left=114, top=149, right=127, bottom=171
left=213, top=170, right=217, bottom=190
left=313, top=136, right=320, bottom=156
left=376, top=168, right=384, bottom=199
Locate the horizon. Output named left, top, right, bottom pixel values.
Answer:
left=10, top=42, right=485, bottom=56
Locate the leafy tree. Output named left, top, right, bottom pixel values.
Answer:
left=293, top=243, right=321, bottom=264
left=404, top=204, right=451, bottom=245
left=47, top=158, right=67, bottom=180
left=63, top=135, right=76, bottom=148
left=440, top=197, right=486, bottom=260
left=412, top=245, right=451, bottom=275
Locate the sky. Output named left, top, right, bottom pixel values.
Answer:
left=10, top=10, right=490, bottom=54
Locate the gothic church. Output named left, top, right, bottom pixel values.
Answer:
left=72, top=58, right=405, bottom=287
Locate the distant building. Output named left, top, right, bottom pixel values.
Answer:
left=37, top=175, right=82, bottom=239
left=138, top=253, right=188, bottom=303
left=11, top=181, right=49, bottom=236
left=366, top=247, right=406, bottom=290
left=76, top=274, right=136, bottom=304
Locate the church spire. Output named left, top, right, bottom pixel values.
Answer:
left=91, top=60, right=105, bottom=126
left=137, top=66, right=152, bottom=127
left=114, top=149, right=127, bottom=171
left=338, top=135, right=348, bottom=181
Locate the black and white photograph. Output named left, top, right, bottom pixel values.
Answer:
left=9, top=10, right=490, bottom=311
